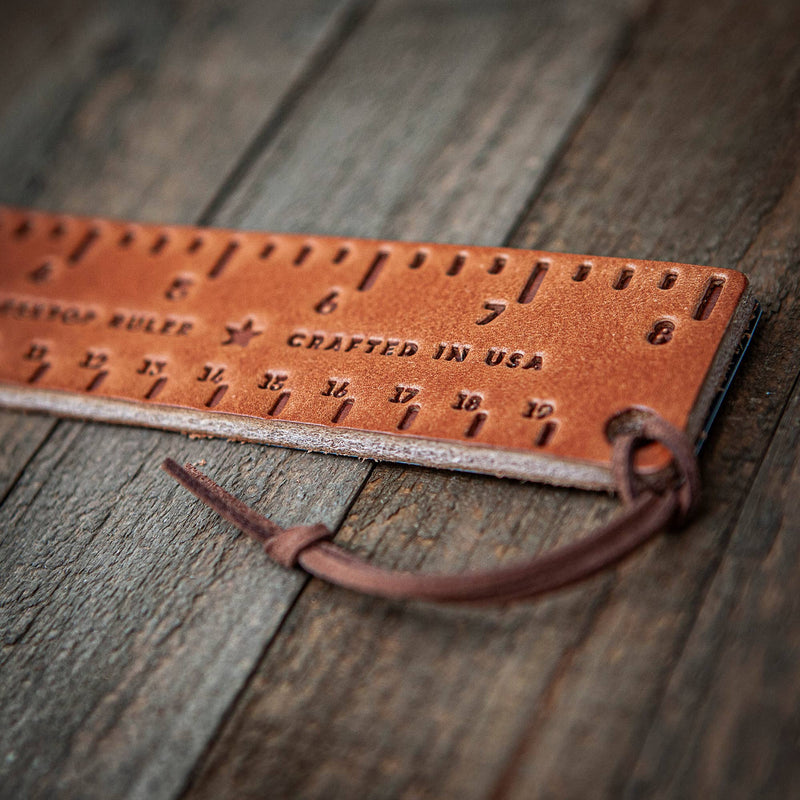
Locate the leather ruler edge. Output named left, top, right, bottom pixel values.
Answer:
left=0, top=287, right=757, bottom=491
left=0, top=204, right=759, bottom=491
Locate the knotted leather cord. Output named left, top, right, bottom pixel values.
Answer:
left=162, top=411, right=699, bottom=604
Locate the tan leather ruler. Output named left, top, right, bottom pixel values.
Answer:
left=0, top=206, right=757, bottom=489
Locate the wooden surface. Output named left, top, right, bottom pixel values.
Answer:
left=0, top=0, right=798, bottom=798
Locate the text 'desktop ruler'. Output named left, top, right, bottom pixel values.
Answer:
left=0, top=207, right=756, bottom=488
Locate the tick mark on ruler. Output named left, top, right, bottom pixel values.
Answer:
left=489, top=256, right=506, bottom=275
left=535, top=421, right=557, bottom=447
left=14, top=219, right=31, bottom=238
left=694, top=278, right=724, bottom=320
left=268, top=392, right=291, bottom=417
left=69, top=228, right=100, bottom=263
left=613, top=266, right=635, bottom=290
left=332, top=398, right=354, bottom=423
left=518, top=262, right=548, bottom=304
left=660, top=271, right=677, bottom=290
left=398, top=404, right=420, bottom=430
left=119, top=230, right=135, bottom=247
left=572, top=263, right=591, bottom=282
left=86, top=370, right=108, bottom=392
left=29, top=262, right=53, bottom=283
left=27, top=362, right=50, bottom=384
left=409, top=251, right=426, bottom=270
left=447, top=253, right=466, bottom=276
left=209, top=241, right=239, bottom=278
left=206, top=385, right=228, bottom=408
left=150, top=233, right=169, bottom=255
left=358, top=250, right=389, bottom=291
left=465, top=412, right=487, bottom=438
left=145, top=377, right=168, bottom=400
left=294, top=245, right=312, bottom=265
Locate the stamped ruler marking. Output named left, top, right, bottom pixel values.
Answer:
left=0, top=206, right=757, bottom=488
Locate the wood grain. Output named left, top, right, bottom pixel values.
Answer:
left=3, top=0, right=798, bottom=798
left=183, top=0, right=800, bottom=798
left=218, top=0, right=643, bottom=245
left=0, top=0, right=367, bottom=497
left=0, top=1, right=369, bottom=798
left=631, top=387, right=800, bottom=797
left=0, top=0, right=97, bottom=119
left=491, top=2, right=800, bottom=795
left=0, top=0, right=648, bottom=798
left=627, top=159, right=800, bottom=800
left=0, top=0, right=107, bottom=498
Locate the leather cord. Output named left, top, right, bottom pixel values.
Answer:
left=162, top=410, right=699, bottom=604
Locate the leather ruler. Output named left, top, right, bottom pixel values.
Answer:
left=0, top=206, right=758, bottom=489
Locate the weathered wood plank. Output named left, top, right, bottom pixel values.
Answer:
left=220, top=0, right=642, bottom=245
left=184, top=0, right=800, bottom=798
left=627, top=170, right=800, bottom=799
left=0, top=2, right=370, bottom=798
left=493, top=1, right=800, bottom=793
left=0, top=0, right=110, bottom=498
left=0, top=428, right=369, bottom=800
left=0, top=0, right=367, bottom=497
left=0, top=0, right=369, bottom=222
left=0, top=1, right=647, bottom=798
left=0, top=0, right=97, bottom=119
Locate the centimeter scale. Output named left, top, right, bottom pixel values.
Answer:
left=0, top=207, right=758, bottom=489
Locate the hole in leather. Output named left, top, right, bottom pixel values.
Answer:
left=605, top=407, right=653, bottom=442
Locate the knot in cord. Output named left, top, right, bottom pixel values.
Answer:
left=262, top=523, right=332, bottom=568
left=610, top=411, right=701, bottom=525
left=162, top=408, right=701, bottom=604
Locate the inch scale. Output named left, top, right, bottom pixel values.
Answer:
left=0, top=207, right=758, bottom=488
